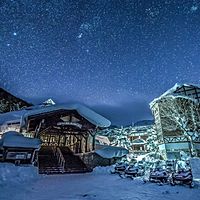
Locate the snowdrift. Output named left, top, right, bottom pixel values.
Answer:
left=0, top=163, right=39, bottom=185
left=190, top=157, right=200, bottom=180
left=93, top=166, right=114, bottom=175
left=95, top=146, right=129, bottom=159
left=0, top=131, right=41, bottom=149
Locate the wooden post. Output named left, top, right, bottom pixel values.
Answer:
left=58, top=134, right=61, bottom=146
left=64, top=135, right=67, bottom=146
left=85, top=136, right=88, bottom=152
left=48, top=134, right=51, bottom=146
left=79, top=135, right=83, bottom=153
left=31, top=150, right=36, bottom=164
left=92, top=135, right=95, bottom=151
left=34, top=120, right=43, bottom=138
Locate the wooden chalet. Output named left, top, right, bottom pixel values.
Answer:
left=19, top=104, right=111, bottom=174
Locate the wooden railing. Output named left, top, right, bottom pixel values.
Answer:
left=52, top=146, right=65, bottom=173
left=76, top=151, right=94, bottom=168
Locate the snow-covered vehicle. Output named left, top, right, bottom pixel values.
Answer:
left=120, top=164, right=145, bottom=179
left=170, top=169, right=194, bottom=188
left=165, top=160, right=175, bottom=172
left=110, top=162, right=128, bottom=174
left=148, top=168, right=169, bottom=183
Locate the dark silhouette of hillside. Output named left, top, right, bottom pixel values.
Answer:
left=0, top=88, right=32, bottom=113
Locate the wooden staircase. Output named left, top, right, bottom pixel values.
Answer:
left=38, top=146, right=92, bottom=174
left=60, top=147, right=91, bottom=173
left=38, top=147, right=63, bottom=174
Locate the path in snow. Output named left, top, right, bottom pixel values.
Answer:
left=1, top=172, right=200, bottom=200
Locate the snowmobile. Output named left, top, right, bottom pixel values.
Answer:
left=170, top=169, right=194, bottom=188
left=119, top=164, right=145, bottom=179
left=110, top=162, right=128, bottom=174
left=148, top=168, right=169, bottom=184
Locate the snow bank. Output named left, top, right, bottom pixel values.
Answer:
left=1, top=131, right=41, bottom=149
left=92, top=166, right=114, bottom=175
left=95, top=146, right=129, bottom=159
left=0, top=163, right=39, bottom=185
left=190, top=157, right=200, bottom=180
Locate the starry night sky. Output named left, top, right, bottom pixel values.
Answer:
left=0, top=0, right=200, bottom=125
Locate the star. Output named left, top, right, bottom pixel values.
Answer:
left=191, top=5, right=198, bottom=12
left=78, top=33, right=83, bottom=39
left=0, top=0, right=199, bottom=125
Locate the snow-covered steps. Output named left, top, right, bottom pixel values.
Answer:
left=39, top=166, right=65, bottom=174
left=60, top=147, right=92, bottom=173
left=38, top=146, right=92, bottom=175
left=38, top=147, right=61, bottom=174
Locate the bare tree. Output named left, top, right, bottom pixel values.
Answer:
left=157, top=95, right=200, bottom=156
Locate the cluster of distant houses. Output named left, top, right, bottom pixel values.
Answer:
left=0, top=84, right=200, bottom=173
left=98, top=84, right=200, bottom=160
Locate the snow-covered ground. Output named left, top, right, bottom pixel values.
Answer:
left=0, top=164, right=200, bottom=200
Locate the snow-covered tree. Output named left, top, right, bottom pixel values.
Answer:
left=158, top=95, right=200, bottom=156
left=109, top=127, right=132, bottom=150
left=97, top=127, right=132, bottom=150
left=146, top=126, right=158, bottom=153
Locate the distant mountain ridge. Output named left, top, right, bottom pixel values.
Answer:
left=110, top=120, right=154, bottom=128
left=133, top=120, right=154, bottom=126
left=0, top=88, right=32, bottom=113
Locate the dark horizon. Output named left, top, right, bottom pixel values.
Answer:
left=1, top=85, right=154, bottom=126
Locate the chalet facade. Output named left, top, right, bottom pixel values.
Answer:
left=127, top=124, right=154, bottom=154
left=150, top=84, right=200, bottom=159
left=0, top=103, right=111, bottom=173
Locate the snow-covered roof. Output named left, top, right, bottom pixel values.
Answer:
left=43, top=99, right=55, bottom=105
left=0, top=131, right=41, bottom=149
left=0, top=109, right=26, bottom=126
left=0, top=103, right=111, bottom=128
left=132, top=138, right=145, bottom=144
left=150, top=83, right=200, bottom=108
left=21, top=103, right=111, bottom=128
left=95, top=146, right=129, bottom=159
left=160, top=83, right=200, bottom=98
left=95, top=135, right=110, bottom=145
left=0, top=104, right=47, bottom=126
left=150, top=94, right=198, bottom=108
